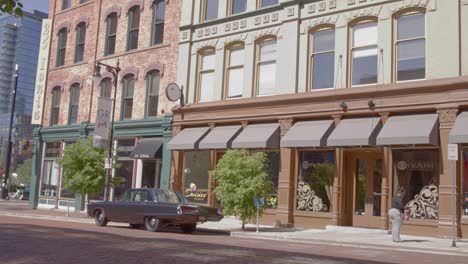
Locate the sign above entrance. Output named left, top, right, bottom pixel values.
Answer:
left=448, top=144, right=458, bottom=161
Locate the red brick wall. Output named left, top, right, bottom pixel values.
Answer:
left=43, top=0, right=180, bottom=127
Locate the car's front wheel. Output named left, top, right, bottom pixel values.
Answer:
left=180, top=223, right=196, bottom=234
left=95, top=210, right=108, bottom=227
left=145, top=216, right=162, bottom=232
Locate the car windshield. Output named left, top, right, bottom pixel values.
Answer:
left=155, top=190, right=181, bottom=203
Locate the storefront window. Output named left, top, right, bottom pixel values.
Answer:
left=393, top=150, right=439, bottom=219
left=40, top=142, right=61, bottom=197
left=60, top=141, right=76, bottom=199
left=265, top=151, right=279, bottom=209
left=296, top=151, right=334, bottom=212
left=114, top=139, right=135, bottom=200
left=183, top=151, right=210, bottom=204
left=462, top=150, right=468, bottom=216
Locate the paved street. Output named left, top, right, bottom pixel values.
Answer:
left=0, top=215, right=466, bottom=264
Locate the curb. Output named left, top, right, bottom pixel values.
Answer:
left=230, top=232, right=468, bottom=257
left=0, top=212, right=94, bottom=224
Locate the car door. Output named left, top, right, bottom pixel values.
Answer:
left=111, top=190, right=133, bottom=222
left=129, top=190, right=151, bottom=224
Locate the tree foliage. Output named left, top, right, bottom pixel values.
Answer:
left=11, top=158, right=32, bottom=186
left=0, top=0, right=23, bottom=16
left=57, top=138, right=121, bottom=200
left=211, top=149, right=272, bottom=229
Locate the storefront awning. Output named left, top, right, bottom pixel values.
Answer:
left=198, top=125, right=242, bottom=149
left=327, top=117, right=382, bottom=146
left=377, top=114, right=439, bottom=145
left=231, top=123, right=280, bottom=149
left=130, top=138, right=164, bottom=159
left=281, top=120, right=334, bottom=147
left=450, top=111, right=468, bottom=143
left=166, top=127, right=210, bottom=150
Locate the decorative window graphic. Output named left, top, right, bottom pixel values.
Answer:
left=296, top=151, right=334, bottom=212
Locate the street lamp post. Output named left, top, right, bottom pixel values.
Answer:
left=93, top=60, right=120, bottom=202
left=1, top=64, right=19, bottom=200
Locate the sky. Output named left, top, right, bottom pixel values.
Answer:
left=20, top=0, right=50, bottom=14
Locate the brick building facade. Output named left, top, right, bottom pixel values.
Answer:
left=30, top=0, right=180, bottom=211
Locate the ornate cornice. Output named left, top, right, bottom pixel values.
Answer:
left=437, top=108, right=458, bottom=129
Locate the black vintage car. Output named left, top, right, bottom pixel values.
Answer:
left=87, top=188, right=223, bottom=233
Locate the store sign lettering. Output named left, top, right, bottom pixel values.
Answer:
left=184, top=189, right=208, bottom=203
left=31, top=20, right=52, bottom=125
left=397, top=160, right=434, bottom=171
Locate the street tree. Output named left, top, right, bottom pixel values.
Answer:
left=11, top=158, right=31, bottom=186
left=211, top=149, right=272, bottom=230
left=0, top=0, right=23, bottom=16
left=57, top=138, right=121, bottom=204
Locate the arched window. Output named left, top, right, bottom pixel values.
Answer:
left=224, top=43, right=244, bottom=98
left=127, top=6, right=141, bottom=51
left=68, top=84, right=80, bottom=124
left=100, top=78, right=113, bottom=98
left=121, top=75, right=135, bottom=120
left=229, top=0, right=246, bottom=15
left=56, top=28, right=67, bottom=66
left=105, top=13, right=118, bottom=56
left=309, top=27, right=335, bottom=90
left=350, top=19, right=378, bottom=86
left=201, top=0, right=218, bottom=22
left=255, top=37, right=277, bottom=96
left=197, top=48, right=216, bottom=102
left=151, top=0, right=165, bottom=45
left=395, top=11, right=425, bottom=81
left=50, top=87, right=61, bottom=126
left=258, top=0, right=278, bottom=9
left=74, top=23, right=86, bottom=63
left=146, top=71, right=160, bottom=117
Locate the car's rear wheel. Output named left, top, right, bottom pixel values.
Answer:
left=95, top=210, right=108, bottom=227
left=145, top=216, right=162, bottom=232
left=180, top=223, right=196, bottom=234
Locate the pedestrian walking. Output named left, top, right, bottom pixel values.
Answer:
left=389, top=187, right=406, bottom=242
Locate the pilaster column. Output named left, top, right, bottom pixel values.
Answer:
left=29, top=128, right=42, bottom=209
left=437, top=108, right=460, bottom=237
left=161, top=114, right=173, bottom=190
left=170, top=124, right=183, bottom=192
left=276, top=118, right=295, bottom=227
left=332, top=114, right=342, bottom=225
left=380, top=112, right=390, bottom=230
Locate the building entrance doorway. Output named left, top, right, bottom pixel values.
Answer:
left=346, top=151, right=383, bottom=229
left=141, top=159, right=161, bottom=188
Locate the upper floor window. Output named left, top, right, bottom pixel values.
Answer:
left=197, top=49, right=216, bottom=102
left=74, top=23, right=86, bottom=63
left=229, top=0, right=246, bottom=15
left=202, top=0, right=218, bottom=22
left=225, top=43, right=244, bottom=98
left=121, top=75, right=135, bottom=120
left=56, top=28, right=67, bottom=67
left=62, top=0, right=71, bottom=10
left=256, top=38, right=277, bottom=96
left=258, top=0, right=278, bottom=8
left=351, top=20, right=378, bottom=86
left=100, top=78, right=112, bottom=98
left=79, top=0, right=88, bottom=3
left=50, top=87, right=61, bottom=126
left=151, top=0, right=165, bottom=45
left=146, top=71, right=160, bottom=117
left=127, top=6, right=141, bottom=51
left=310, top=28, right=335, bottom=90
left=105, top=13, right=118, bottom=56
left=395, top=12, right=425, bottom=81
left=68, top=84, right=80, bottom=124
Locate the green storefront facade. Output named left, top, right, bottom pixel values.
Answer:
left=29, top=115, right=173, bottom=212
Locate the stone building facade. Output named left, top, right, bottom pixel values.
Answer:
left=30, top=0, right=181, bottom=211
left=169, top=0, right=468, bottom=238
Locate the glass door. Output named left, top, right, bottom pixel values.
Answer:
left=348, top=152, right=383, bottom=229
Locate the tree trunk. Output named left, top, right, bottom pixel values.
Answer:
left=242, top=220, right=245, bottom=230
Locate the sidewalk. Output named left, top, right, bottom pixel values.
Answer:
left=1, top=200, right=467, bottom=256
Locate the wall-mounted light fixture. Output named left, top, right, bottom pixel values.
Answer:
left=340, top=101, right=347, bottom=111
